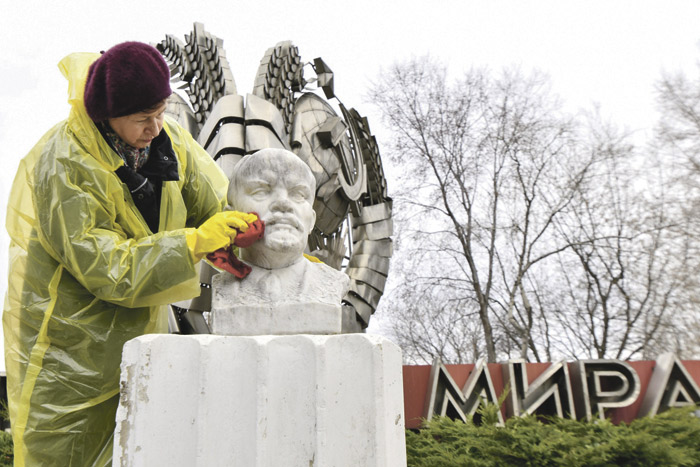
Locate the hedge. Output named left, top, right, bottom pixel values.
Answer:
left=406, top=405, right=700, bottom=467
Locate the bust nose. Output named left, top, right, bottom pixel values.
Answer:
left=270, top=191, right=293, bottom=213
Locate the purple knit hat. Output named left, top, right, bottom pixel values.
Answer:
left=84, top=41, right=172, bottom=122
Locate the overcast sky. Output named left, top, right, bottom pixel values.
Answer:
left=1, top=0, right=700, bottom=368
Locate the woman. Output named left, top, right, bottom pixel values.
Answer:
left=3, top=41, right=256, bottom=466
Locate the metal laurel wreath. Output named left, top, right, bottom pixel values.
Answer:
left=158, top=23, right=392, bottom=329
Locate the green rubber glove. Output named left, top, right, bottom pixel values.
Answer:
left=185, top=211, right=259, bottom=261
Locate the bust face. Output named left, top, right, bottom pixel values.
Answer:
left=230, top=149, right=317, bottom=259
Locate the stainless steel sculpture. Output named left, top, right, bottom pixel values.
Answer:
left=160, top=23, right=392, bottom=331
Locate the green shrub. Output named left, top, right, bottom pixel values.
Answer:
left=0, top=431, right=11, bottom=467
left=406, top=406, right=700, bottom=467
left=0, top=400, right=11, bottom=466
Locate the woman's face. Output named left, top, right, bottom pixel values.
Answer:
left=107, top=100, right=167, bottom=148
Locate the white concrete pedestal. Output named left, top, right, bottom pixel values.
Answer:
left=113, top=334, right=406, bottom=466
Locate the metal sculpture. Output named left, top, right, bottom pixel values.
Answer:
left=159, top=23, right=392, bottom=330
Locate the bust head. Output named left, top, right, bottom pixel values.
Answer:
left=228, top=148, right=317, bottom=269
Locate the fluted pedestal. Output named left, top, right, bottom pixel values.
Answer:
left=113, top=333, right=406, bottom=466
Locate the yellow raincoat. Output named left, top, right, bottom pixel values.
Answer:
left=3, top=52, right=228, bottom=466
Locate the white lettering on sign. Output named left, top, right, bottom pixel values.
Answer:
left=423, top=353, right=700, bottom=423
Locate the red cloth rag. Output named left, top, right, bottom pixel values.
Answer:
left=206, top=218, right=265, bottom=278
left=233, top=218, right=265, bottom=247
left=206, top=246, right=252, bottom=279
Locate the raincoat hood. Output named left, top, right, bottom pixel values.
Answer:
left=59, top=52, right=124, bottom=171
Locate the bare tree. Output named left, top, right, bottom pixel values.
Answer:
left=372, top=56, right=700, bottom=364
left=654, top=60, right=700, bottom=238
left=656, top=63, right=700, bottom=169
left=370, top=58, right=597, bottom=362
left=649, top=54, right=700, bottom=358
left=548, top=115, right=693, bottom=360
left=382, top=283, right=483, bottom=365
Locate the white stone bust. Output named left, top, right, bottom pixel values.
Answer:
left=231, top=147, right=318, bottom=270
left=210, top=148, right=350, bottom=335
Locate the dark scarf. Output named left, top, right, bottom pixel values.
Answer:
left=100, top=122, right=150, bottom=170
left=97, top=122, right=179, bottom=233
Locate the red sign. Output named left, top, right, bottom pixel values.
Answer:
left=403, top=354, right=700, bottom=429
